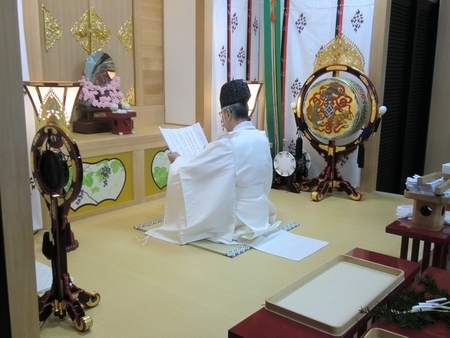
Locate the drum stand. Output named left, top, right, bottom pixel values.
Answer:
left=31, top=124, right=100, bottom=331
left=306, top=140, right=362, bottom=201
left=38, top=197, right=100, bottom=331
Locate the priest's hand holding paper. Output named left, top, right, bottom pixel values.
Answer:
left=168, top=151, right=180, bottom=163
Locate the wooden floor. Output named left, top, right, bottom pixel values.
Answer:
left=35, top=189, right=415, bottom=338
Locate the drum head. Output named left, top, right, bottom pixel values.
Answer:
left=302, top=77, right=368, bottom=140
left=38, top=150, right=69, bottom=192
left=274, top=151, right=296, bottom=177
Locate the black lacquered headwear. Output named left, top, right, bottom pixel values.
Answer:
left=219, top=79, right=251, bottom=108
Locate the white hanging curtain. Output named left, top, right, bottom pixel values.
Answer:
left=211, top=0, right=265, bottom=141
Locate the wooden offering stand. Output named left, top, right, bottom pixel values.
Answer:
left=404, top=172, right=450, bottom=231
left=106, top=110, right=136, bottom=135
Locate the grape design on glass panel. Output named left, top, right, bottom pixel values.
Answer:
left=101, top=165, right=111, bottom=187
left=71, top=158, right=126, bottom=210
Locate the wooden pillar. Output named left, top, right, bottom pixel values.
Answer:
left=0, top=0, right=40, bottom=337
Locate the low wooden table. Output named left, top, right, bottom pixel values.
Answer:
left=386, top=218, right=450, bottom=272
left=369, top=266, right=450, bottom=338
left=228, top=248, right=421, bottom=338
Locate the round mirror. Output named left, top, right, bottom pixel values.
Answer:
left=84, top=51, right=116, bottom=86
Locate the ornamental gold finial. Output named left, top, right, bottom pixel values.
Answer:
left=313, top=33, right=365, bottom=73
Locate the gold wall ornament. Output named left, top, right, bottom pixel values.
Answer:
left=313, top=33, right=365, bottom=73
left=122, top=85, right=135, bottom=106
left=118, top=16, right=134, bottom=56
left=42, top=5, right=63, bottom=51
left=71, top=8, right=111, bottom=54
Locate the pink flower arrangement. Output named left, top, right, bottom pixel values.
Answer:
left=78, top=76, right=124, bottom=108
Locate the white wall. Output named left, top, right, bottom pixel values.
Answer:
left=163, top=0, right=196, bottom=125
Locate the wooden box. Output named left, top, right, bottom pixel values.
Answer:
left=106, top=111, right=136, bottom=135
left=72, top=105, right=112, bottom=134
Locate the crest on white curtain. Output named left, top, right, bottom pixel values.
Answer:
left=211, top=0, right=264, bottom=141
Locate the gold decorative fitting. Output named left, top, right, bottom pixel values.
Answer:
left=122, top=85, right=135, bottom=106
left=42, top=5, right=63, bottom=51
left=41, top=90, right=66, bottom=125
left=326, top=65, right=348, bottom=72
left=71, top=8, right=111, bottom=54
left=313, top=33, right=365, bottom=73
left=23, top=81, right=82, bottom=134
left=118, top=16, right=134, bottom=56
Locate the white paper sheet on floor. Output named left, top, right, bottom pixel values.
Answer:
left=239, top=230, right=328, bottom=261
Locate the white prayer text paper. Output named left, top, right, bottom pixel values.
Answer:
left=160, top=123, right=208, bottom=156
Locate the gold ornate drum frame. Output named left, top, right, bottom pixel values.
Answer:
left=294, top=64, right=380, bottom=201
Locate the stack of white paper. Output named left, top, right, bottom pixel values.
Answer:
left=442, top=163, right=450, bottom=174
left=405, top=175, right=445, bottom=195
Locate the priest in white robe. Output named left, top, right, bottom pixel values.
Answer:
left=147, top=79, right=277, bottom=245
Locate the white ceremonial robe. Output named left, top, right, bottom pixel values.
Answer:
left=147, top=121, right=277, bottom=245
